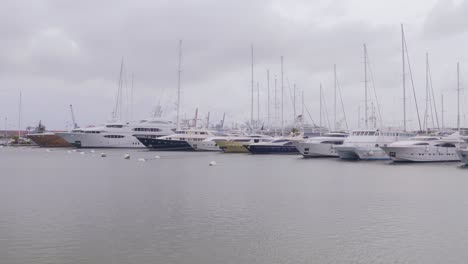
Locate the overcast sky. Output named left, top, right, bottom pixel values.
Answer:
left=2, top=0, right=468, bottom=131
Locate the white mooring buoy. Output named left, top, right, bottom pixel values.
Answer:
left=209, top=161, right=217, bottom=166
left=101, top=153, right=107, bottom=157
left=154, top=155, right=160, bottom=159
left=124, top=154, right=131, bottom=160
left=138, top=158, right=146, bottom=162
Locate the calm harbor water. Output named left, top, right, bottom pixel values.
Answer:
left=1, top=147, right=468, bottom=264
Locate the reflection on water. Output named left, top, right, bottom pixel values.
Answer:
left=1, top=147, right=468, bottom=264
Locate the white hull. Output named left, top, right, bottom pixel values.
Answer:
left=336, top=145, right=389, bottom=160
left=382, top=146, right=460, bottom=162
left=295, top=142, right=339, bottom=157
left=56, top=132, right=144, bottom=148
left=187, top=140, right=221, bottom=151
left=457, top=149, right=468, bottom=164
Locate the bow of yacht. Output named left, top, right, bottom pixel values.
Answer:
left=294, top=132, right=348, bottom=157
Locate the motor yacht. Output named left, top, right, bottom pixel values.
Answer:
left=294, top=132, right=348, bottom=157
left=56, top=118, right=175, bottom=148
left=381, top=133, right=463, bottom=162
left=136, top=129, right=216, bottom=151
left=335, top=129, right=415, bottom=160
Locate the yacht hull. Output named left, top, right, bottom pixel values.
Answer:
left=336, top=145, right=390, bottom=160
left=27, top=133, right=72, bottom=147
left=294, top=142, right=339, bottom=157
left=382, top=146, right=460, bottom=162
left=56, top=132, right=144, bottom=148
left=136, top=137, right=194, bottom=151
left=187, top=140, right=221, bottom=151
left=246, top=145, right=299, bottom=154
left=457, top=149, right=468, bottom=164
left=216, top=141, right=250, bottom=153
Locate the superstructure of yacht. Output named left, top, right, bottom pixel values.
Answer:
left=56, top=118, right=175, bottom=148
left=136, top=129, right=216, bottom=151
left=381, top=132, right=464, bottom=162
left=335, top=129, right=415, bottom=160
left=294, top=132, right=348, bottom=157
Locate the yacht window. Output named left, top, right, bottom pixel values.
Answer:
left=133, top=128, right=161, bottom=132
left=435, top=143, right=456, bottom=148
left=414, top=143, right=429, bottom=145
left=104, top=135, right=125, bottom=138
left=106, top=125, right=124, bottom=128
left=368, top=132, right=375, bottom=136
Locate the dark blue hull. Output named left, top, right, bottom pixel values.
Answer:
left=246, top=145, right=299, bottom=154
left=136, top=137, right=194, bottom=151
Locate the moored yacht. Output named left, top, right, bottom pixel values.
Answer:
left=215, top=135, right=273, bottom=153
left=136, top=129, right=216, bottom=151
left=335, top=129, right=415, bottom=160
left=56, top=118, right=175, bottom=148
left=381, top=132, right=462, bottom=162
left=27, top=121, right=72, bottom=148
left=294, top=132, right=348, bottom=157
left=246, top=137, right=302, bottom=154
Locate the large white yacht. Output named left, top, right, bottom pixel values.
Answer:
left=56, top=118, right=176, bottom=148
left=335, top=129, right=415, bottom=160
left=381, top=132, right=463, bottom=162
left=136, top=129, right=217, bottom=151
left=294, top=132, right=348, bottom=157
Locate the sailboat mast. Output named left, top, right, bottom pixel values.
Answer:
left=401, top=24, right=406, bottom=131
left=18, top=91, right=22, bottom=138
left=302, top=90, right=304, bottom=117
left=257, top=82, right=260, bottom=125
left=251, top=44, right=254, bottom=127
left=131, top=73, right=134, bottom=122
left=293, top=84, right=296, bottom=119
left=364, top=44, right=368, bottom=129
left=281, top=56, right=284, bottom=136
left=267, top=69, right=270, bottom=128
left=274, top=75, right=277, bottom=126
left=334, top=64, right=337, bottom=131
left=176, top=40, right=182, bottom=130
left=320, top=83, right=322, bottom=130
left=457, top=62, right=461, bottom=132
left=441, top=93, right=444, bottom=129
left=425, top=53, right=429, bottom=132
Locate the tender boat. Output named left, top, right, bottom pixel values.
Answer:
left=335, top=129, right=415, bottom=160
left=294, top=132, right=348, bottom=157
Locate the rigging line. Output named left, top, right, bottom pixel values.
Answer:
left=305, top=105, right=317, bottom=127
left=336, top=76, right=349, bottom=130
left=427, top=58, right=440, bottom=129
left=321, top=88, right=332, bottom=129
left=403, top=36, right=423, bottom=131
left=286, top=76, right=295, bottom=118
left=365, top=52, right=383, bottom=127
